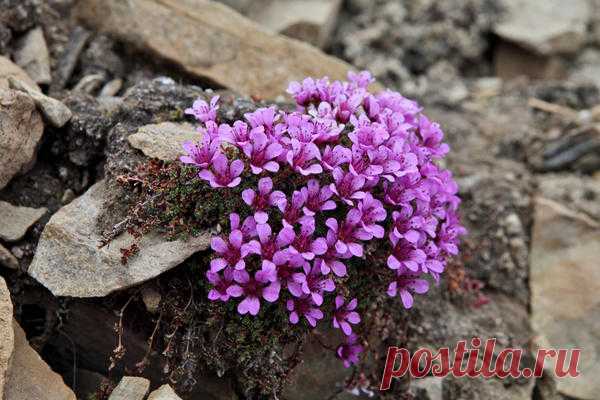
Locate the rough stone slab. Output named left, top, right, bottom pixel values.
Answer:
left=0, top=244, right=19, bottom=270
left=9, top=77, right=72, bottom=128
left=14, top=27, right=52, bottom=85
left=245, top=0, right=342, bottom=48
left=494, top=0, right=589, bottom=55
left=28, top=180, right=211, bottom=297
left=147, top=384, right=182, bottom=400
left=74, top=0, right=354, bottom=99
left=0, top=200, right=47, bottom=242
left=0, top=278, right=14, bottom=400
left=530, top=196, right=600, bottom=400
left=0, top=89, right=44, bottom=190
left=108, top=376, right=150, bottom=400
left=4, top=323, right=76, bottom=400
left=127, top=122, right=199, bottom=161
left=0, top=55, right=39, bottom=91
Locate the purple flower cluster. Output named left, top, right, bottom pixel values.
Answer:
left=182, top=71, right=465, bottom=368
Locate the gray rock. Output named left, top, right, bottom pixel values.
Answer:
left=0, top=55, right=39, bottom=91
left=0, top=277, right=14, bottom=400
left=244, top=0, right=342, bottom=48
left=13, top=27, right=52, bottom=85
left=530, top=195, right=600, bottom=400
left=127, top=122, right=199, bottom=161
left=28, top=180, right=211, bottom=297
left=0, top=244, right=19, bottom=270
left=0, top=89, right=44, bottom=190
left=72, top=73, right=105, bottom=94
left=8, top=77, right=72, bottom=128
left=74, top=0, right=355, bottom=99
left=0, top=200, right=47, bottom=242
left=494, top=0, right=589, bottom=55
left=99, top=78, right=123, bottom=97
left=443, top=374, right=534, bottom=400
left=147, top=384, right=182, bottom=400
left=108, top=376, right=150, bottom=400
left=411, top=377, right=442, bottom=400
left=4, top=323, right=76, bottom=400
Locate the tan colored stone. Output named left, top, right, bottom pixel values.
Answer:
left=147, top=384, right=182, bottom=400
left=9, top=77, right=72, bottom=128
left=494, top=41, right=566, bottom=80
left=74, top=0, right=354, bottom=99
left=0, top=243, right=19, bottom=270
left=530, top=196, right=600, bottom=399
left=28, top=180, right=211, bottom=297
left=14, top=27, right=52, bottom=85
left=0, top=89, right=44, bottom=190
left=245, top=0, right=342, bottom=48
left=127, top=122, right=199, bottom=161
left=0, top=278, right=14, bottom=400
left=495, top=0, right=589, bottom=55
left=108, top=376, right=149, bottom=400
left=0, top=55, right=39, bottom=91
left=0, top=200, right=47, bottom=242
left=4, top=323, right=76, bottom=400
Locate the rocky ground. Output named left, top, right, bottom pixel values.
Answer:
left=0, top=0, right=599, bottom=399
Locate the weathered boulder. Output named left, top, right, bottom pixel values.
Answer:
left=0, top=55, right=39, bottom=91
left=0, top=244, right=19, bottom=270
left=108, top=376, right=150, bottom=400
left=13, top=27, right=52, bottom=85
left=0, top=278, right=14, bottom=400
left=74, top=0, right=353, bottom=99
left=0, top=89, right=44, bottom=190
left=530, top=193, right=600, bottom=400
left=147, top=384, right=182, bottom=400
left=28, top=179, right=211, bottom=297
left=127, top=122, right=199, bottom=161
left=4, top=323, right=76, bottom=400
left=242, top=0, right=342, bottom=48
left=494, top=0, right=589, bottom=55
left=0, top=200, right=47, bottom=242
left=9, top=77, right=72, bottom=128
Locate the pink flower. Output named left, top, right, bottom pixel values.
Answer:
left=242, top=129, right=283, bottom=174
left=206, top=268, right=235, bottom=301
left=218, top=121, right=251, bottom=147
left=330, top=167, right=366, bottom=206
left=387, top=235, right=427, bottom=272
left=289, top=261, right=335, bottom=305
left=229, top=213, right=257, bottom=241
left=185, top=95, right=219, bottom=123
left=387, top=272, right=429, bottom=309
left=179, top=134, right=220, bottom=168
left=226, top=266, right=280, bottom=316
left=246, top=223, right=295, bottom=269
left=288, top=219, right=327, bottom=260
left=210, top=229, right=255, bottom=272
left=245, top=107, right=279, bottom=135
left=325, top=209, right=370, bottom=257
left=286, top=139, right=323, bottom=176
left=333, top=296, right=361, bottom=335
left=277, top=190, right=313, bottom=229
left=301, top=179, right=336, bottom=216
left=356, top=193, right=386, bottom=239
left=242, top=177, right=285, bottom=224
left=321, top=145, right=351, bottom=171
left=198, top=153, right=244, bottom=188
left=337, top=334, right=363, bottom=368
left=315, top=231, right=350, bottom=277
left=287, top=296, right=323, bottom=327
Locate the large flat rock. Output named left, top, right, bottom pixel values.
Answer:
left=4, top=323, right=76, bottom=400
left=0, top=200, right=47, bottom=242
left=127, top=122, right=199, bottom=161
left=28, top=179, right=211, bottom=298
left=530, top=195, right=600, bottom=400
left=74, top=0, right=353, bottom=99
left=494, top=0, right=589, bottom=55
